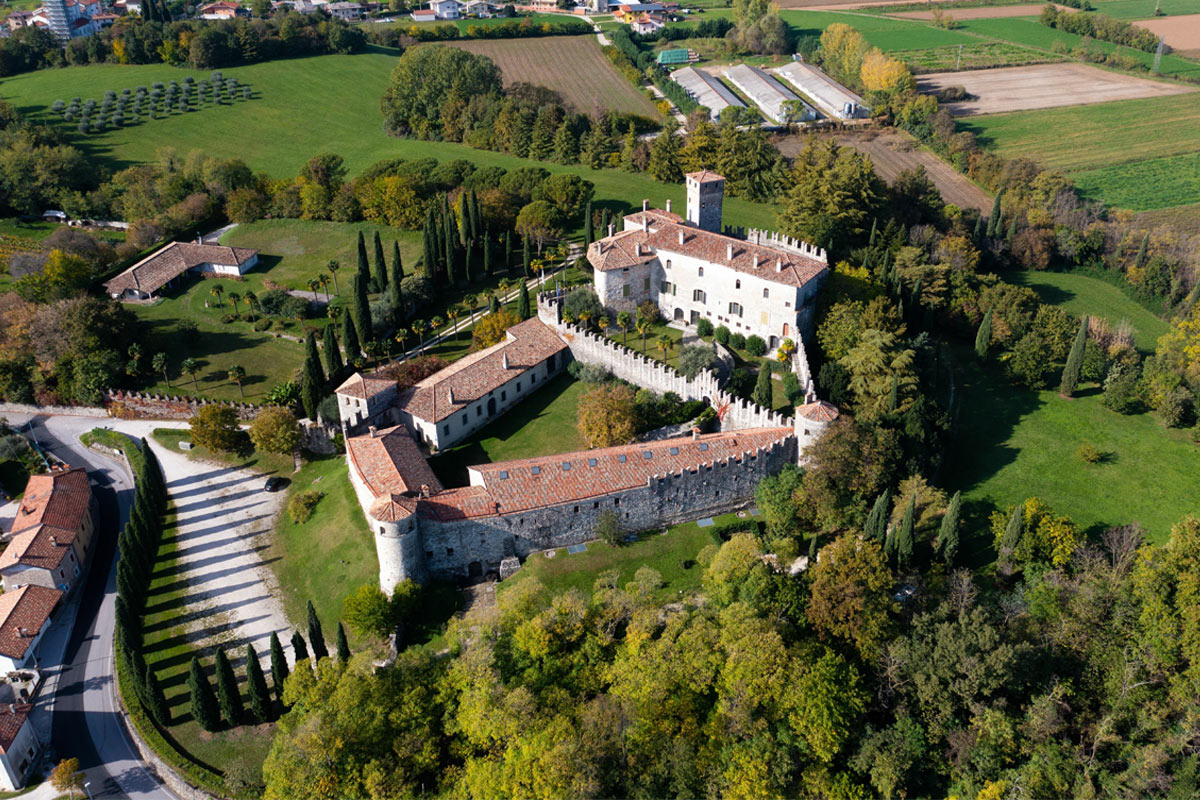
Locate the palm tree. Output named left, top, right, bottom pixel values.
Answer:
left=636, top=319, right=651, bottom=354
left=244, top=290, right=258, bottom=321
left=317, top=273, right=330, bottom=302
left=151, top=352, right=169, bottom=388
left=531, top=258, right=547, bottom=287
left=617, top=311, right=632, bottom=347
left=447, top=305, right=463, bottom=340
left=327, top=259, right=341, bottom=295
left=394, top=329, right=410, bottom=360
left=307, top=278, right=321, bottom=300
left=181, top=357, right=200, bottom=393
left=431, top=316, right=445, bottom=340
left=658, top=334, right=674, bottom=360
left=577, top=310, right=592, bottom=331
left=228, top=292, right=241, bottom=318
left=210, top=284, right=224, bottom=307
left=462, top=293, right=477, bottom=325
left=227, top=364, right=246, bottom=400
left=412, top=319, right=428, bottom=350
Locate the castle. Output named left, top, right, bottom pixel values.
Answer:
left=336, top=175, right=838, bottom=591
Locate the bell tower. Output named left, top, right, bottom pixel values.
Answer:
left=685, top=171, right=725, bottom=233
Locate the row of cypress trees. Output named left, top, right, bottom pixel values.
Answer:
left=187, top=600, right=352, bottom=733
left=861, top=486, right=963, bottom=569
left=113, top=438, right=172, bottom=727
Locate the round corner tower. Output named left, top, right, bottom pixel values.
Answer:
left=369, top=497, right=428, bottom=593
left=794, top=400, right=839, bottom=460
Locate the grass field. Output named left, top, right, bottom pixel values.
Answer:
left=0, top=50, right=778, bottom=231
left=962, top=92, right=1200, bottom=210
left=427, top=372, right=588, bottom=486
left=898, top=40, right=1059, bottom=72
left=1136, top=200, right=1200, bottom=235
left=780, top=9, right=979, bottom=50
left=1091, top=0, right=1200, bottom=19
left=403, top=13, right=583, bottom=32
left=448, top=36, right=662, bottom=118
left=496, top=514, right=734, bottom=604
left=1010, top=269, right=1168, bottom=351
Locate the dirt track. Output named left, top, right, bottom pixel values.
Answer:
left=890, top=3, right=1072, bottom=20
left=776, top=129, right=992, bottom=212
left=1135, top=14, right=1200, bottom=59
left=917, top=63, right=1196, bottom=116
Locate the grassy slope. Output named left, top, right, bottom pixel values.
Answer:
left=780, top=9, right=978, bottom=50
left=1010, top=269, right=1168, bottom=351
left=427, top=372, right=588, bottom=486
left=0, top=50, right=776, bottom=230
left=1072, top=152, right=1200, bottom=211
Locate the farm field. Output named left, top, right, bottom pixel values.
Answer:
left=776, top=128, right=992, bottom=211
left=1072, top=151, right=1200, bottom=211
left=1135, top=14, right=1200, bottom=58
left=779, top=9, right=979, bottom=50
left=403, top=13, right=584, bottom=32
left=1136, top=201, right=1200, bottom=236
left=1091, top=0, right=1200, bottom=19
left=890, top=4, right=1073, bottom=21
left=916, top=62, right=1195, bottom=115
left=899, top=40, right=1059, bottom=72
left=0, top=51, right=779, bottom=231
left=448, top=36, right=662, bottom=119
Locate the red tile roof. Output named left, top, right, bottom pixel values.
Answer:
left=335, top=372, right=395, bottom=400
left=0, top=703, right=32, bottom=753
left=0, top=585, right=60, bottom=660
left=12, top=467, right=91, bottom=534
left=347, top=426, right=442, bottom=499
left=588, top=211, right=827, bottom=289
left=797, top=400, right=839, bottom=423
left=0, top=524, right=76, bottom=573
left=397, top=318, right=567, bottom=424
left=103, top=241, right=258, bottom=296
left=687, top=169, right=725, bottom=183
left=420, top=427, right=792, bottom=520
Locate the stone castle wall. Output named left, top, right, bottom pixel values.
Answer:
left=105, top=390, right=268, bottom=421
left=537, top=293, right=792, bottom=432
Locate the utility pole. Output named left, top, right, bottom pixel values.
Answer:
left=956, top=44, right=963, bottom=71
left=1153, top=37, right=1164, bottom=73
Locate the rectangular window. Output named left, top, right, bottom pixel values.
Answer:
left=761, top=311, right=769, bottom=326
left=763, top=288, right=770, bottom=298
left=446, top=548, right=454, bottom=556
left=501, top=391, right=507, bottom=401
left=622, top=285, right=630, bottom=297
left=643, top=277, right=650, bottom=291
left=442, top=425, right=449, bottom=435
left=462, top=414, right=468, bottom=426
left=477, top=406, right=482, bottom=416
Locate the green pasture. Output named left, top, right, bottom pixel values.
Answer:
left=898, top=40, right=1059, bottom=72
left=1090, top=0, right=1200, bottom=19
left=1072, top=151, right=1200, bottom=211
left=780, top=9, right=978, bottom=50
left=1010, top=268, right=1168, bottom=351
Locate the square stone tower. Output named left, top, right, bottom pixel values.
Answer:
left=686, top=170, right=725, bottom=233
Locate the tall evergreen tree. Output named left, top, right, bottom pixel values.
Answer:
left=291, top=630, right=309, bottom=664
left=322, top=328, right=344, bottom=382
left=975, top=309, right=993, bottom=360
left=463, top=245, right=472, bottom=285
left=307, top=600, right=328, bottom=662
left=304, top=331, right=325, bottom=388
left=482, top=228, right=491, bottom=275
left=986, top=190, right=1003, bottom=238
left=214, top=648, right=244, bottom=725
left=389, top=241, right=405, bottom=323
left=422, top=218, right=438, bottom=283
left=352, top=274, right=372, bottom=348
left=583, top=201, right=593, bottom=246
left=444, top=213, right=457, bottom=285
left=188, top=657, right=220, bottom=732
left=938, top=490, right=961, bottom=565
left=1059, top=315, right=1088, bottom=397
left=895, top=494, right=915, bottom=568
left=1134, top=232, right=1149, bottom=268
left=753, top=366, right=772, bottom=408
left=145, top=663, right=170, bottom=726
left=373, top=231, right=387, bottom=289
left=269, top=632, right=288, bottom=704
left=865, top=489, right=890, bottom=542
left=489, top=294, right=501, bottom=314
left=504, top=230, right=512, bottom=271
left=356, top=230, right=369, bottom=286
left=336, top=622, right=350, bottom=664
left=1001, top=503, right=1024, bottom=561
left=469, top=190, right=481, bottom=246
left=341, top=308, right=361, bottom=364
left=517, top=280, right=531, bottom=320
left=522, top=235, right=531, bottom=277
left=245, top=644, right=271, bottom=723
left=973, top=214, right=985, bottom=244
left=301, top=333, right=323, bottom=420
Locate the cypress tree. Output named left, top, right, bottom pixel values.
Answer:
left=305, top=331, right=325, bottom=387
left=269, top=632, right=288, bottom=703
left=504, top=230, right=512, bottom=271
left=469, top=190, right=481, bottom=244
left=482, top=228, right=492, bottom=275
left=145, top=662, right=170, bottom=726
left=868, top=217, right=877, bottom=246
left=986, top=191, right=1003, bottom=238
left=341, top=307, right=361, bottom=363
left=583, top=201, right=593, bottom=245
left=463, top=245, right=472, bottom=285
left=886, top=373, right=899, bottom=415
left=1001, top=503, right=1024, bottom=560
left=1006, top=217, right=1017, bottom=244
left=808, top=532, right=819, bottom=561
left=938, top=490, right=961, bottom=566
left=522, top=235, right=531, bottom=277
left=489, top=294, right=500, bottom=314
left=865, top=489, right=890, bottom=543
left=245, top=644, right=271, bottom=723
left=214, top=648, right=243, bottom=725
left=517, top=280, right=531, bottom=320
left=188, top=657, right=220, bottom=732
left=444, top=215, right=457, bottom=285
left=1059, top=315, right=1088, bottom=397
left=127, top=646, right=149, bottom=705
left=753, top=366, right=772, bottom=408
left=373, top=231, right=387, bottom=289
left=301, top=334, right=322, bottom=421
left=116, top=558, right=141, bottom=611
left=322, top=327, right=343, bottom=382
left=352, top=274, right=372, bottom=348
left=356, top=230, right=369, bottom=286
left=307, top=600, right=328, bottom=662
left=974, top=309, right=993, bottom=360
left=291, top=630, right=309, bottom=664
left=896, top=494, right=915, bottom=568
left=389, top=242, right=404, bottom=323
left=1134, top=232, right=1149, bottom=268
left=336, top=622, right=350, bottom=664
left=457, top=193, right=471, bottom=247
left=973, top=214, right=985, bottom=243
left=422, top=219, right=437, bottom=283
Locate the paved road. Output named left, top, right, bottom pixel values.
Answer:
left=11, top=414, right=174, bottom=800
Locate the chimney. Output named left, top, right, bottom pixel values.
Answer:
left=50, top=535, right=57, bottom=547
left=677, top=230, right=685, bottom=246
left=642, top=199, right=648, bottom=213
left=607, top=223, right=615, bottom=237
left=420, top=484, right=431, bottom=498
left=634, top=243, right=641, bottom=257
left=642, top=216, right=649, bottom=233
left=775, top=259, right=783, bottom=272
left=368, top=425, right=378, bottom=437
left=447, top=387, right=455, bottom=405
left=502, top=353, right=509, bottom=370
left=726, top=243, right=733, bottom=261
left=692, top=427, right=701, bottom=440
left=753, top=254, right=759, bottom=269
left=665, top=198, right=672, bottom=214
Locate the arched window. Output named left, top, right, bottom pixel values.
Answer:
left=698, top=267, right=704, bottom=277
left=693, top=289, right=706, bottom=304
left=729, top=302, right=743, bottom=317
left=735, top=280, right=741, bottom=289
left=763, top=288, right=770, bottom=299
left=665, top=259, right=672, bottom=269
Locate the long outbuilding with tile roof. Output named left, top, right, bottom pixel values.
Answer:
left=103, top=241, right=259, bottom=300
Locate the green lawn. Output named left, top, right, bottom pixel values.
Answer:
left=1090, top=0, right=1200, bottom=19
left=779, top=9, right=979, bottom=50
left=1072, top=151, right=1200, bottom=211
left=150, top=427, right=295, bottom=477
left=949, top=354, right=1199, bottom=546
left=427, top=372, right=588, bottom=486
left=0, top=50, right=778, bottom=231
left=605, top=319, right=686, bottom=368
left=496, top=513, right=740, bottom=604
left=1010, top=269, right=1169, bottom=352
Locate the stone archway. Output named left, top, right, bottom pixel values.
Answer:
left=674, top=307, right=684, bottom=321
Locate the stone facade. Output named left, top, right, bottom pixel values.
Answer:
left=105, top=390, right=268, bottom=422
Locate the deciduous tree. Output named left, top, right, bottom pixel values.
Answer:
left=577, top=383, right=637, bottom=448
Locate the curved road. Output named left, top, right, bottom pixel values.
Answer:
left=13, top=413, right=174, bottom=800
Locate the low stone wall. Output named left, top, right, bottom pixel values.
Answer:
left=105, top=390, right=268, bottom=421
left=0, top=402, right=107, bottom=418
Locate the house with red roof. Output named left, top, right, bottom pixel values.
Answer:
left=0, top=703, right=40, bottom=791
left=0, top=585, right=62, bottom=673
left=0, top=466, right=96, bottom=594
left=103, top=240, right=259, bottom=301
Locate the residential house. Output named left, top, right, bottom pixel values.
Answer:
left=629, top=12, right=664, bottom=34
left=0, top=466, right=96, bottom=594
left=0, top=585, right=62, bottom=673
left=460, top=0, right=490, bottom=16
left=0, top=704, right=40, bottom=792
left=325, top=1, right=363, bottom=19
left=336, top=373, right=400, bottom=433
left=428, top=0, right=459, bottom=19
left=410, top=8, right=435, bottom=20
left=197, top=1, right=243, bottom=18
left=103, top=240, right=259, bottom=301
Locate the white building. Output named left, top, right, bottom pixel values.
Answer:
left=588, top=172, right=828, bottom=349
left=428, top=0, right=460, bottom=19
left=774, top=61, right=869, bottom=120
left=723, top=63, right=816, bottom=124
left=326, top=1, right=363, bottom=19
left=103, top=241, right=259, bottom=300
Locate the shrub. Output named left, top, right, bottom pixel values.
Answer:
left=1102, top=363, right=1143, bottom=415
left=288, top=490, right=323, bottom=524
left=596, top=509, right=623, bottom=547
left=253, top=317, right=273, bottom=331
left=729, top=333, right=746, bottom=351
left=782, top=372, right=804, bottom=404
left=577, top=363, right=612, bottom=384
left=1076, top=443, right=1102, bottom=464
left=249, top=407, right=300, bottom=454
left=714, top=325, right=731, bottom=345
left=696, top=318, right=714, bottom=338
left=189, top=405, right=241, bottom=452
left=745, top=335, right=767, bottom=357
left=1156, top=388, right=1196, bottom=429
left=677, top=344, right=717, bottom=378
